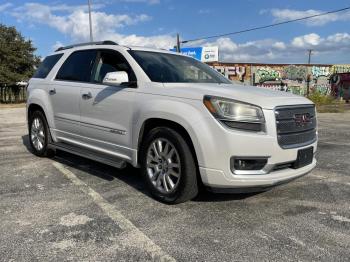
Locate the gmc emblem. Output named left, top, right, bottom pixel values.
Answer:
left=294, top=113, right=311, bottom=126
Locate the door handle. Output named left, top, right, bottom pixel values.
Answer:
left=49, top=88, right=56, bottom=95
left=82, top=92, right=92, bottom=99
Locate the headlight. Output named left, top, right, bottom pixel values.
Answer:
left=203, top=95, right=265, bottom=132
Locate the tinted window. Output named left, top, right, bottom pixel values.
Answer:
left=128, top=50, right=231, bottom=84
left=56, top=50, right=97, bottom=82
left=33, top=54, right=63, bottom=79
left=92, top=50, right=136, bottom=83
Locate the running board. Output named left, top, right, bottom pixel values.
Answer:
left=49, top=142, right=127, bottom=169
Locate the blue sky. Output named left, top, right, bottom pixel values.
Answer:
left=1, top=0, right=350, bottom=64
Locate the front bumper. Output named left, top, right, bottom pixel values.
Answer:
left=196, top=109, right=317, bottom=189
left=200, top=157, right=316, bottom=189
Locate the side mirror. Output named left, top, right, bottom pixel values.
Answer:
left=102, top=71, right=129, bottom=86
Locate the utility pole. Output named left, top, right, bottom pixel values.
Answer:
left=307, top=49, right=312, bottom=64
left=306, top=49, right=313, bottom=96
left=176, top=33, right=181, bottom=53
left=88, top=0, right=93, bottom=42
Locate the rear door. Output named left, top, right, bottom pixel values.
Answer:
left=49, top=49, right=97, bottom=144
left=79, top=49, right=137, bottom=161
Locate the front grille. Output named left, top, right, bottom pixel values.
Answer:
left=275, top=105, right=317, bottom=149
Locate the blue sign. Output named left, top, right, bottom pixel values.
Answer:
left=169, top=47, right=203, bottom=61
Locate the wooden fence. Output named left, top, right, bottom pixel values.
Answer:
left=0, top=85, right=27, bottom=104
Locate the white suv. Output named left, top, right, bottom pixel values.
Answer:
left=27, top=41, right=317, bottom=203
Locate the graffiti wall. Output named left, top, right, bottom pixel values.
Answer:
left=331, top=64, right=350, bottom=74
left=208, top=62, right=350, bottom=97
left=252, top=65, right=309, bottom=95
left=254, top=66, right=283, bottom=83
left=210, top=63, right=250, bottom=83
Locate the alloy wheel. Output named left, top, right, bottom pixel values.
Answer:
left=146, top=138, right=181, bottom=193
left=31, top=117, right=45, bottom=151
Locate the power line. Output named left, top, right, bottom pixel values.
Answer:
left=181, top=6, right=350, bottom=44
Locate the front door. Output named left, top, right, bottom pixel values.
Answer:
left=79, top=49, right=137, bottom=161
left=50, top=49, right=97, bottom=144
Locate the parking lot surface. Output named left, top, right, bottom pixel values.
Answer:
left=0, top=107, right=349, bottom=262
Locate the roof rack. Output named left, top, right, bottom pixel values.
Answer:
left=55, top=40, right=118, bottom=52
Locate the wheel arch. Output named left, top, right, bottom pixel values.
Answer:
left=27, top=103, right=45, bottom=120
left=136, top=118, right=203, bottom=186
left=26, top=84, right=57, bottom=140
left=138, top=118, right=197, bottom=160
left=27, top=102, right=55, bottom=143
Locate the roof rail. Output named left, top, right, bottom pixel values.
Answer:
left=55, top=40, right=118, bottom=52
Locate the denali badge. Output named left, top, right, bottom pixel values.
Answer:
left=110, top=129, right=126, bottom=135
left=294, top=113, right=311, bottom=126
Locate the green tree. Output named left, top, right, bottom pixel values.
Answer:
left=0, top=24, right=40, bottom=103
left=0, top=24, right=40, bottom=86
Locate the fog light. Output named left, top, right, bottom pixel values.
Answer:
left=231, top=158, right=268, bottom=171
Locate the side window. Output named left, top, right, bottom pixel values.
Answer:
left=92, top=50, right=136, bottom=83
left=33, top=54, right=63, bottom=79
left=56, top=50, right=97, bottom=82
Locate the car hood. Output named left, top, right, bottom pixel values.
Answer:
left=161, top=83, right=313, bottom=109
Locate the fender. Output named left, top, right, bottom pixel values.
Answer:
left=27, top=83, right=57, bottom=141
left=132, top=97, right=218, bottom=167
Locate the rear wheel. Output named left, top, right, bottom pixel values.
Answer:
left=29, top=111, right=54, bottom=157
left=140, top=127, right=198, bottom=204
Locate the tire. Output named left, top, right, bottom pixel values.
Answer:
left=28, top=110, right=54, bottom=157
left=140, top=127, right=198, bottom=204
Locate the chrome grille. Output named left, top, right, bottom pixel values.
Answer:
left=275, top=105, right=317, bottom=149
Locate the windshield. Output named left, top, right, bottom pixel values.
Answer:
left=128, top=50, right=231, bottom=84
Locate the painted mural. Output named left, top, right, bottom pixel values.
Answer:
left=209, top=62, right=350, bottom=98
left=283, top=65, right=307, bottom=81
left=253, top=65, right=308, bottom=95
left=213, top=66, right=246, bottom=81
left=211, top=63, right=250, bottom=82
left=331, top=65, right=350, bottom=74
left=255, top=67, right=282, bottom=83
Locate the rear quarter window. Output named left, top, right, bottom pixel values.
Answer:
left=32, top=54, right=63, bottom=79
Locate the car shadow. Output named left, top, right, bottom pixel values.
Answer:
left=22, top=134, right=260, bottom=203
left=22, top=134, right=33, bottom=153
left=193, top=190, right=263, bottom=202
left=54, top=149, right=149, bottom=194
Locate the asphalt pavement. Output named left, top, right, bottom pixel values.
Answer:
left=0, top=107, right=349, bottom=262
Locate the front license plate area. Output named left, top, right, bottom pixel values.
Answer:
left=294, top=147, right=313, bottom=169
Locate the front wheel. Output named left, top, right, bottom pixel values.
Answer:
left=140, top=127, right=198, bottom=204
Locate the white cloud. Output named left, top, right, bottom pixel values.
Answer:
left=208, top=37, right=237, bottom=52
left=269, top=8, right=350, bottom=26
left=11, top=3, right=154, bottom=41
left=3, top=2, right=350, bottom=63
left=48, top=3, right=106, bottom=12
left=0, top=2, right=12, bottom=12
left=9, top=2, right=173, bottom=49
left=292, top=33, right=321, bottom=47
left=200, top=32, right=350, bottom=63
left=52, top=41, right=64, bottom=52
left=273, top=42, right=286, bottom=50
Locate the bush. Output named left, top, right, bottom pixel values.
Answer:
left=308, top=91, right=345, bottom=113
left=308, top=91, right=335, bottom=105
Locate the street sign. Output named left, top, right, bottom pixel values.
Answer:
left=170, top=46, right=219, bottom=62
